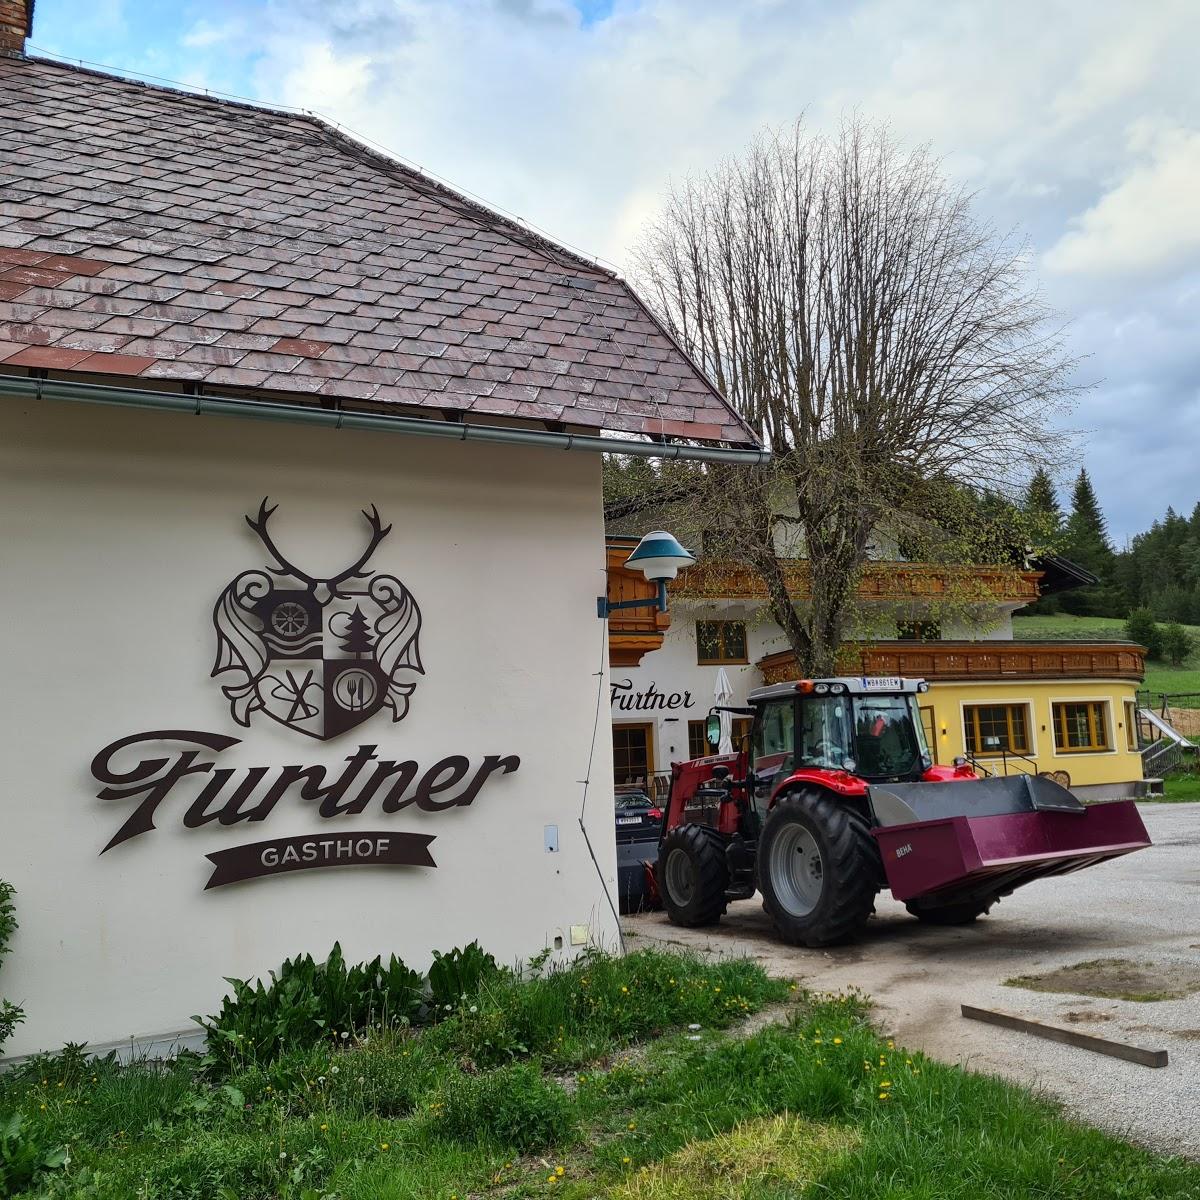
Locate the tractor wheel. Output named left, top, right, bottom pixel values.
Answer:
left=905, top=897, right=996, bottom=926
left=657, top=825, right=728, bottom=927
left=758, top=790, right=880, bottom=947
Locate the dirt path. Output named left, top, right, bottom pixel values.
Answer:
left=625, top=802, right=1200, bottom=1159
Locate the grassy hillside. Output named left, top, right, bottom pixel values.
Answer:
left=1012, top=614, right=1200, bottom=701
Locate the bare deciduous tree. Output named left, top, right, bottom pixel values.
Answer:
left=630, top=118, right=1077, bottom=674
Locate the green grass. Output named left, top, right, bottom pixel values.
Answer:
left=1158, top=773, right=1200, bottom=802
left=1, top=955, right=1196, bottom=1199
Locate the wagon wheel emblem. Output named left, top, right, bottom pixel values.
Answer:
left=271, top=601, right=309, bottom=636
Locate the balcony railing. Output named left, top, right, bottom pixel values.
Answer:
left=758, top=640, right=1147, bottom=685
left=674, top=561, right=1041, bottom=604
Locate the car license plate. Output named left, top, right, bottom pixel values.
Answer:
left=617, top=817, right=641, bottom=825
left=861, top=676, right=903, bottom=691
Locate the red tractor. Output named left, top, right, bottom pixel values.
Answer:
left=655, top=677, right=1151, bottom=946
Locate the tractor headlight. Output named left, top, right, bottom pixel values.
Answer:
left=814, top=682, right=829, bottom=694
left=917, top=681, right=929, bottom=692
left=830, top=682, right=847, bottom=694
left=842, top=757, right=857, bottom=773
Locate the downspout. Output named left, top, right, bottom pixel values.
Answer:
left=1, top=375, right=771, bottom=466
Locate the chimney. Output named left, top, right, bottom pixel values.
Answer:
left=0, top=0, right=33, bottom=56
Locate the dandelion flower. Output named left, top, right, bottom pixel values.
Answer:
left=556, top=1166, right=565, bottom=1176
left=628, top=1121, right=637, bottom=1130
left=380, top=1142, right=390, bottom=1152
left=622, top=1157, right=631, bottom=1164
left=833, top=1037, right=842, bottom=1045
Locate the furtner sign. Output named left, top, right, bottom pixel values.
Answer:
left=88, top=501, right=521, bottom=889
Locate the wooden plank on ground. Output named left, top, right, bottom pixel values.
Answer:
left=961, top=1004, right=1169, bottom=1069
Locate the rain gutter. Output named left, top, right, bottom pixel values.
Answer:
left=3, top=374, right=771, bottom=466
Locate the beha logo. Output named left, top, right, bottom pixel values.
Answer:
left=88, top=501, right=521, bottom=890
left=213, top=499, right=424, bottom=740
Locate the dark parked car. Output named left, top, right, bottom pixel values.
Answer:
left=615, top=789, right=662, bottom=913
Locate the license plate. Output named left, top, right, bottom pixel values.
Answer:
left=617, top=817, right=641, bottom=825
left=861, top=676, right=903, bottom=691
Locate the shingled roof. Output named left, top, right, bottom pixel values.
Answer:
left=0, top=55, right=756, bottom=446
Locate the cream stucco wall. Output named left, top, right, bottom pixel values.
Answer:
left=0, top=395, right=617, bottom=1057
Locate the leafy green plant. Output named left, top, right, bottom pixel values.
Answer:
left=0, top=1113, right=67, bottom=1196
left=197, top=942, right=423, bottom=1075
left=1160, top=621, right=1195, bottom=667
left=1125, top=607, right=1163, bottom=659
left=430, top=1061, right=573, bottom=1151
left=428, top=942, right=503, bottom=1012
left=0, top=882, right=23, bottom=1054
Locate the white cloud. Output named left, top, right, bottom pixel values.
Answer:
left=1045, top=127, right=1200, bottom=280
left=182, top=19, right=241, bottom=49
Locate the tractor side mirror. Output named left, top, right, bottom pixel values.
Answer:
left=705, top=713, right=721, bottom=748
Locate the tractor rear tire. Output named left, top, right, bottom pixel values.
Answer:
left=657, top=825, right=728, bottom=928
left=905, top=898, right=996, bottom=926
left=758, top=790, right=880, bottom=947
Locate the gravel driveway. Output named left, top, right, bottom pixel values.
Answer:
left=624, top=802, right=1200, bottom=1158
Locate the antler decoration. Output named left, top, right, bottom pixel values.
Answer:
left=245, top=498, right=317, bottom=587
left=244, top=499, right=392, bottom=598
left=328, top=505, right=393, bottom=591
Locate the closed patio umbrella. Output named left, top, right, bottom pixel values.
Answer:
left=715, top=666, right=734, bottom=754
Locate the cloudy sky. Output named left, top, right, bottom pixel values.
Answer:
left=29, top=0, right=1200, bottom=542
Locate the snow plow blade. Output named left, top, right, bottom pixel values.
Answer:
left=867, top=775, right=1151, bottom=906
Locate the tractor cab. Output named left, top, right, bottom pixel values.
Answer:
left=654, top=675, right=1151, bottom=948
left=679, top=677, right=966, bottom=846
left=735, top=676, right=943, bottom=804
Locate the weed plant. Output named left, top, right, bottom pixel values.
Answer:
left=0, top=883, right=23, bottom=1054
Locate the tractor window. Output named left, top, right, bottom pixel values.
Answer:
left=751, top=700, right=795, bottom=811
left=797, top=697, right=853, bottom=769
left=753, top=700, right=795, bottom=764
left=852, top=696, right=925, bottom=778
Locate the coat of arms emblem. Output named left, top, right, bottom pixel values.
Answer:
left=212, top=499, right=423, bottom=740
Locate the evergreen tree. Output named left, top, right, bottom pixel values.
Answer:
left=1060, top=469, right=1117, bottom=616
left=339, top=605, right=374, bottom=659
left=1019, top=468, right=1065, bottom=614
left=1023, top=467, right=1062, bottom=531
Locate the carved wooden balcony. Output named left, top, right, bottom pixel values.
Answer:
left=757, top=640, right=1147, bottom=685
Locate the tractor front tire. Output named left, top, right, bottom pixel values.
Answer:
left=905, top=897, right=996, bottom=926
left=657, top=825, right=728, bottom=928
left=758, top=790, right=880, bottom=947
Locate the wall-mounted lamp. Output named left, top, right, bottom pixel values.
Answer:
left=598, top=530, right=696, bottom=619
